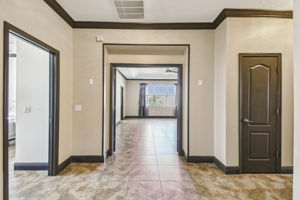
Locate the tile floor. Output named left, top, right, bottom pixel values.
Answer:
left=9, top=119, right=292, bottom=200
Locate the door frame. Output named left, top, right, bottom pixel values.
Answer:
left=109, top=63, right=183, bottom=156
left=120, top=86, right=124, bottom=120
left=3, top=22, right=60, bottom=200
left=239, top=53, right=282, bottom=173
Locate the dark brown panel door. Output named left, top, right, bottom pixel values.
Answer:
left=240, top=54, right=281, bottom=173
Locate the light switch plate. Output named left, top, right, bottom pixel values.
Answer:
left=198, top=80, right=203, bottom=86
left=89, top=79, right=94, bottom=85
left=74, top=105, right=82, bottom=112
left=23, top=106, right=31, bottom=113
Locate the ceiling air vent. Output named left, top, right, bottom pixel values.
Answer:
left=113, top=0, right=144, bottom=19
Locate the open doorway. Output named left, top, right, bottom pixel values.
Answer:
left=109, top=64, right=183, bottom=157
left=3, top=22, right=59, bottom=200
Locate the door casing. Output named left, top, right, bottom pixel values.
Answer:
left=239, top=53, right=282, bottom=173
left=3, top=22, right=60, bottom=200
left=120, top=86, right=124, bottom=120
left=109, top=64, right=183, bottom=156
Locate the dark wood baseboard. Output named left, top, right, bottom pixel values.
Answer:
left=124, top=116, right=140, bottom=119
left=185, top=155, right=240, bottom=174
left=125, top=116, right=176, bottom=119
left=187, top=156, right=214, bottom=163
left=57, top=156, right=72, bottom=174
left=72, top=156, right=104, bottom=163
left=56, top=155, right=104, bottom=174
left=14, top=162, right=48, bottom=171
left=214, top=157, right=241, bottom=174
left=281, top=166, right=293, bottom=174
left=178, top=149, right=184, bottom=156
left=145, top=116, right=176, bottom=119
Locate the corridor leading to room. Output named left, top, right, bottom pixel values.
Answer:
left=113, top=118, right=182, bottom=168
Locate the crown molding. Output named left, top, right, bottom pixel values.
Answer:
left=44, top=1, right=293, bottom=30
left=73, top=21, right=215, bottom=29
left=213, top=9, right=293, bottom=28
left=44, top=0, right=74, bottom=27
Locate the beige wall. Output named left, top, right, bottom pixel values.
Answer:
left=0, top=2, right=295, bottom=197
left=0, top=0, right=74, bottom=197
left=73, top=31, right=215, bottom=157
left=294, top=1, right=300, bottom=199
left=214, top=20, right=228, bottom=164
left=225, top=18, right=294, bottom=166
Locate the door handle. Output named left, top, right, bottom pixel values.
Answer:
left=242, top=118, right=254, bottom=123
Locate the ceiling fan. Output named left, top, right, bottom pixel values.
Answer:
left=165, top=68, right=178, bottom=74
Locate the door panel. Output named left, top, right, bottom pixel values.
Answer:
left=240, top=54, right=281, bottom=173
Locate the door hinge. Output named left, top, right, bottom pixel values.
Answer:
left=276, top=108, right=280, bottom=117
left=276, top=151, right=280, bottom=158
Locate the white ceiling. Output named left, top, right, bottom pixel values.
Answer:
left=56, top=0, right=292, bottom=23
left=117, top=67, right=178, bottom=79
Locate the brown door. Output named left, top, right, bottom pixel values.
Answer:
left=240, top=54, right=281, bottom=173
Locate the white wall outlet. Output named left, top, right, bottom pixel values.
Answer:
left=96, top=35, right=104, bottom=42
left=198, top=80, right=203, bottom=86
left=89, top=78, right=94, bottom=85
left=74, top=105, right=82, bottom=112
left=23, top=106, right=31, bottom=113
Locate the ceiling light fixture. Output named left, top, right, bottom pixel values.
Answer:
left=165, top=68, right=178, bottom=75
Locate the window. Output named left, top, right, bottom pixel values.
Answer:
left=146, top=85, right=176, bottom=107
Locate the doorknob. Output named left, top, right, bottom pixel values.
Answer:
left=242, top=118, right=254, bottom=123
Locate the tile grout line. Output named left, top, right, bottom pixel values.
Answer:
left=151, top=122, right=165, bottom=200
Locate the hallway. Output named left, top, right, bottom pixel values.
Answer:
left=10, top=119, right=292, bottom=200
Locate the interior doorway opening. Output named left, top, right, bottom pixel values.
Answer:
left=3, top=22, right=60, bottom=200
left=109, top=64, right=183, bottom=157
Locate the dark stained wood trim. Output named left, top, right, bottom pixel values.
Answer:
left=112, top=63, right=187, bottom=67
left=14, top=163, right=48, bottom=171
left=73, top=21, right=214, bottom=30
left=281, top=166, right=293, bottom=174
left=214, top=157, right=241, bottom=174
left=72, top=156, right=104, bottom=163
left=56, top=155, right=104, bottom=174
left=57, top=156, right=72, bottom=174
left=187, top=45, right=190, bottom=157
left=116, top=68, right=128, bottom=80
left=187, top=156, right=214, bottom=163
left=42, top=2, right=293, bottom=29
left=3, top=21, right=9, bottom=200
left=107, top=62, right=185, bottom=158
left=3, top=22, right=60, bottom=200
left=239, top=53, right=282, bottom=174
left=124, top=116, right=176, bottom=119
left=43, top=0, right=74, bottom=27
left=213, top=9, right=293, bottom=28
left=101, top=45, right=190, bottom=160
left=126, top=79, right=178, bottom=81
